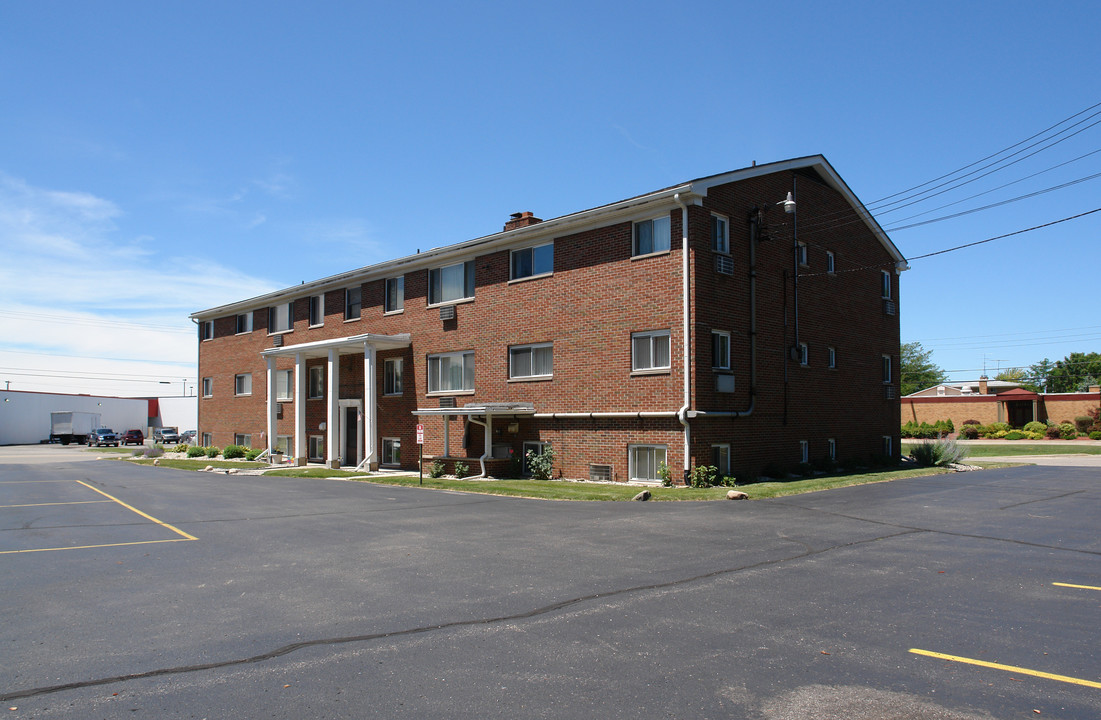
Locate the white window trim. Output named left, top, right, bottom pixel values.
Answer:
left=632, top=215, right=672, bottom=258
left=384, top=277, right=404, bottom=314
left=797, top=242, right=808, bottom=267
left=628, top=444, right=668, bottom=484
left=826, top=251, right=836, bottom=274
left=712, top=443, right=731, bottom=475
left=799, top=440, right=809, bottom=464
left=381, top=437, right=401, bottom=466
left=427, top=260, right=475, bottom=306
left=799, top=342, right=809, bottom=366
left=711, top=213, right=730, bottom=255
left=234, top=433, right=252, bottom=447
left=384, top=358, right=403, bottom=396
left=881, top=270, right=892, bottom=299
left=509, top=242, right=554, bottom=282
left=426, top=350, right=475, bottom=394
left=509, top=342, right=554, bottom=380
left=309, top=295, right=325, bottom=328
left=275, top=369, right=293, bottom=402
left=883, top=435, right=893, bottom=458
left=308, top=435, right=325, bottom=462
left=267, top=302, right=294, bottom=335
left=235, top=311, right=253, bottom=335
left=234, top=373, right=252, bottom=397
left=712, top=330, right=731, bottom=371
left=522, top=441, right=551, bottom=475
left=308, top=366, right=324, bottom=399
left=828, top=438, right=836, bottom=461
left=201, top=432, right=213, bottom=447
left=345, top=286, right=362, bottom=322
left=631, top=330, right=671, bottom=373
left=200, top=320, right=214, bottom=341
left=201, top=377, right=213, bottom=398
left=883, top=354, right=893, bottom=384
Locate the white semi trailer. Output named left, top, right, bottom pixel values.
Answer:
left=49, top=411, right=101, bottom=445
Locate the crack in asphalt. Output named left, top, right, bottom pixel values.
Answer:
left=0, top=527, right=922, bottom=702
left=998, top=489, right=1086, bottom=510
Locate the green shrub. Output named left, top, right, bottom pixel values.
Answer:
left=187, top=446, right=206, bottom=458
left=222, top=444, right=246, bottom=459
left=428, top=459, right=445, bottom=478
left=1059, top=423, right=1078, bottom=440
left=687, top=464, right=719, bottom=487
left=453, top=461, right=469, bottom=479
left=173, top=444, right=189, bottom=453
left=1023, top=421, right=1046, bottom=434
left=934, top=419, right=954, bottom=435
left=658, top=461, right=673, bottom=487
left=526, top=446, right=556, bottom=481
left=987, top=422, right=1010, bottom=434
left=245, top=449, right=263, bottom=461
left=958, top=424, right=980, bottom=439
left=909, top=438, right=969, bottom=467
left=1045, top=425, right=1062, bottom=439
left=1090, top=431, right=1101, bottom=441
left=1004, top=431, right=1026, bottom=440
left=206, top=446, right=221, bottom=458
left=1074, top=416, right=1093, bottom=433
left=962, top=419, right=981, bottom=426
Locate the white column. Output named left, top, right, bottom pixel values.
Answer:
left=327, top=349, right=340, bottom=466
left=294, top=353, right=306, bottom=463
left=364, top=342, right=377, bottom=469
left=265, top=357, right=277, bottom=456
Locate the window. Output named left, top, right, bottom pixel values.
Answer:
left=629, top=444, right=667, bottom=483
left=201, top=432, right=213, bottom=447
left=828, top=347, right=836, bottom=369
left=308, top=366, right=324, bottom=399
left=275, top=369, right=293, bottom=401
left=881, top=270, right=892, bottom=299
left=511, top=243, right=553, bottom=280
left=381, top=437, right=401, bottom=465
left=200, top=321, right=213, bottom=341
left=883, top=435, right=893, bottom=458
left=796, top=242, right=808, bottom=267
left=827, top=251, right=835, bottom=274
left=234, top=373, right=252, bottom=396
left=201, top=377, right=213, bottom=397
left=309, top=295, right=324, bottom=327
left=275, top=435, right=292, bottom=455
left=632, top=330, right=671, bottom=372
left=345, top=286, right=362, bottom=320
left=799, top=440, right=809, bottom=464
left=429, top=261, right=475, bottom=304
left=236, top=312, right=253, bottom=334
left=937, top=386, right=946, bottom=396
left=308, top=436, right=324, bottom=462
left=799, top=342, right=808, bottom=366
left=711, top=214, right=729, bottom=254
left=712, top=444, right=731, bottom=475
left=712, top=331, right=731, bottom=370
left=828, top=438, right=836, bottom=461
left=384, top=358, right=403, bottom=395
left=509, top=343, right=553, bottom=379
left=427, top=351, right=475, bottom=393
left=234, top=433, right=252, bottom=447
left=523, top=441, right=550, bottom=475
left=633, top=216, right=670, bottom=256
left=268, top=302, right=293, bottom=333
left=882, top=355, right=892, bottom=384
left=385, top=277, right=404, bottom=312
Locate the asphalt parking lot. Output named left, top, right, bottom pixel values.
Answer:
left=1, top=445, right=1099, bottom=719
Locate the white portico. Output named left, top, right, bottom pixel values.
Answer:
left=260, top=332, right=411, bottom=468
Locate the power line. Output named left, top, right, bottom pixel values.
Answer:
left=0, top=310, right=193, bottom=334
left=906, top=206, right=1101, bottom=261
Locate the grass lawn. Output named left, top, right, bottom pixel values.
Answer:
left=126, top=458, right=268, bottom=470
left=903, top=442, right=1101, bottom=457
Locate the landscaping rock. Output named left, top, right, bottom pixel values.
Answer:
left=632, top=490, right=651, bottom=501
left=152, top=458, right=160, bottom=466
left=204, top=465, right=213, bottom=472
left=726, top=490, right=748, bottom=500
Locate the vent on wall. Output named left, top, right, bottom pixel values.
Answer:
left=440, top=305, right=456, bottom=321
left=439, top=396, right=456, bottom=408
left=884, top=385, right=897, bottom=399
left=714, top=255, right=734, bottom=275
left=589, top=464, right=612, bottom=482
left=272, top=335, right=284, bottom=347
left=883, top=299, right=896, bottom=316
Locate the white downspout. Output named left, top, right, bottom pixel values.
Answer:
left=674, top=193, right=691, bottom=483
left=467, top=413, right=492, bottom=478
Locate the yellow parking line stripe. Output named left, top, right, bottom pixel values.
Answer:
left=0, top=539, right=191, bottom=555
left=910, top=649, right=1101, bottom=689
left=1, top=501, right=112, bottom=509
left=75, top=480, right=197, bottom=541
left=1053, top=582, right=1101, bottom=592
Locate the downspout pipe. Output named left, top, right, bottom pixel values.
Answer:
left=674, top=193, right=691, bottom=482
left=467, top=414, right=491, bottom=479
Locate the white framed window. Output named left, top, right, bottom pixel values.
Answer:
left=309, top=295, right=324, bottom=327
left=883, top=435, right=893, bottom=458
left=523, top=440, right=550, bottom=475
left=711, top=214, right=729, bottom=254
left=429, top=261, right=475, bottom=305
left=796, top=242, right=808, bottom=267
left=828, top=438, right=836, bottom=461
left=510, top=343, right=553, bottom=379
left=427, top=351, right=475, bottom=393
left=308, top=435, right=324, bottom=462
left=275, top=369, right=293, bottom=401
left=799, top=440, right=809, bottom=464
left=712, top=331, right=731, bottom=370
left=511, top=242, right=553, bottom=280
left=384, top=358, right=403, bottom=395
left=881, top=270, right=892, bottom=299
left=711, top=444, right=731, bottom=475
left=345, top=286, right=362, bottom=320
left=201, top=432, right=213, bottom=447
left=308, top=366, right=324, bottom=399
left=234, top=433, right=252, bottom=447
left=385, top=277, right=404, bottom=313
left=828, top=347, right=836, bottom=369
left=937, top=386, right=946, bottom=396
left=201, top=377, right=213, bottom=398
left=799, top=342, right=809, bottom=366
left=234, top=373, right=252, bottom=396
left=629, top=444, right=667, bottom=483
left=827, top=251, right=835, bottom=274
left=882, top=355, right=892, bottom=384
left=236, top=311, right=253, bottom=334
left=268, top=302, right=293, bottom=333
left=200, top=320, right=213, bottom=341
left=633, top=215, right=671, bottom=256
left=381, top=437, right=401, bottom=465
left=632, top=330, right=671, bottom=372
left=275, top=435, right=291, bottom=455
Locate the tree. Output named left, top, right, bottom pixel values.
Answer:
left=900, top=342, right=949, bottom=396
left=1026, top=358, right=1055, bottom=393
left=1047, top=352, right=1101, bottom=393
left=994, top=367, right=1028, bottom=384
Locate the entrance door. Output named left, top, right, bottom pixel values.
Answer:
left=343, top=406, right=358, bottom=467
left=1006, top=401, right=1034, bottom=429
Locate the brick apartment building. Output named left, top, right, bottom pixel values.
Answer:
left=190, top=155, right=907, bottom=483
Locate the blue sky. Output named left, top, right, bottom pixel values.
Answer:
left=1, top=0, right=1099, bottom=397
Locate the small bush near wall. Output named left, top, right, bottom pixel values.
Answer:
left=1075, top=416, right=1094, bottom=433
left=1090, top=431, right=1101, bottom=440
left=223, top=445, right=245, bottom=459
left=1059, top=423, right=1078, bottom=440
left=910, top=438, right=969, bottom=467
left=959, top=425, right=980, bottom=439
left=1024, top=421, right=1046, bottom=434
left=1004, top=431, right=1026, bottom=440
left=428, top=460, right=445, bottom=478
left=206, top=446, right=221, bottom=458
left=187, top=446, right=206, bottom=458
left=1045, top=425, right=1063, bottom=439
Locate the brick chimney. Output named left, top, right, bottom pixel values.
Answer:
left=978, top=376, right=989, bottom=395
left=504, top=211, right=542, bottom=232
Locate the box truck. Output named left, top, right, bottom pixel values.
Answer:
left=50, top=411, right=101, bottom=445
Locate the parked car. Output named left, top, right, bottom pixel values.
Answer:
left=121, top=429, right=145, bottom=445
left=87, top=428, right=121, bottom=447
left=153, top=427, right=179, bottom=444
left=180, top=430, right=196, bottom=444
